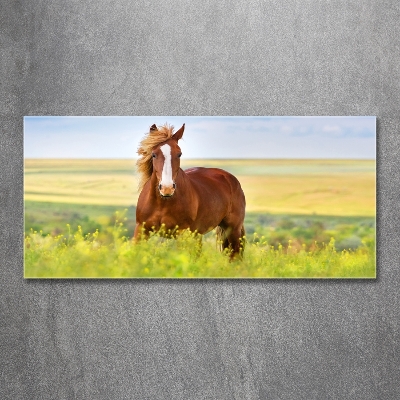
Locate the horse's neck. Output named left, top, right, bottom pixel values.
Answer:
left=147, top=169, right=197, bottom=221
left=175, top=168, right=192, bottom=188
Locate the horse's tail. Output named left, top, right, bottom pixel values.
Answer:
left=215, top=225, right=246, bottom=257
left=215, top=226, right=225, bottom=252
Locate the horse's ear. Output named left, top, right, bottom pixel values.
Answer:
left=172, top=123, right=185, bottom=141
left=150, top=124, right=158, bottom=131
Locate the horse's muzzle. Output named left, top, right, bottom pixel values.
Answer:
left=159, top=183, right=176, bottom=197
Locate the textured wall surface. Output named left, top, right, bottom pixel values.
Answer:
left=1, top=1, right=399, bottom=399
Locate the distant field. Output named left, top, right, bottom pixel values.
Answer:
left=25, top=158, right=375, bottom=215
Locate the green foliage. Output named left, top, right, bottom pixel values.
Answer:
left=244, top=213, right=375, bottom=252
left=24, top=201, right=137, bottom=241
left=25, top=213, right=375, bottom=279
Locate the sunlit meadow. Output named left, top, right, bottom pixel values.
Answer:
left=24, top=159, right=375, bottom=278
left=25, top=212, right=375, bottom=278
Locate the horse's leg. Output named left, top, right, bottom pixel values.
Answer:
left=216, top=226, right=229, bottom=252
left=195, top=233, right=203, bottom=258
left=222, top=237, right=230, bottom=252
left=218, top=224, right=244, bottom=259
left=226, top=225, right=245, bottom=260
left=133, top=223, right=149, bottom=241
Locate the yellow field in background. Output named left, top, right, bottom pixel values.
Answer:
left=24, top=159, right=375, bottom=216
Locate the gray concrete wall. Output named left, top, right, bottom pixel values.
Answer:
left=1, top=1, right=399, bottom=398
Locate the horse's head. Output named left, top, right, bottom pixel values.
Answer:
left=151, top=123, right=185, bottom=197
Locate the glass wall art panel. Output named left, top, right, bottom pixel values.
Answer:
left=24, top=116, right=376, bottom=278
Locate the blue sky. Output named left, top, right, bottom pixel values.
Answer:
left=24, top=116, right=376, bottom=159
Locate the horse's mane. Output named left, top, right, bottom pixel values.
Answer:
left=136, top=123, right=175, bottom=191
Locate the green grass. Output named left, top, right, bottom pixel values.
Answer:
left=24, top=201, right=137, bottom=237
left=25, top=222, right=375, bottom=279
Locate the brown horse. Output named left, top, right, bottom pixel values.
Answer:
left=134, top=123, right=246, bottom=258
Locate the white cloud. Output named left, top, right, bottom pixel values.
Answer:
left=322, top=125, right=343, bottom=136
left=280, top=125, right=293, bottom=134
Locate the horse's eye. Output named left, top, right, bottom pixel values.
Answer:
left=152, top=153, right=156, bottom=158
left=178, top=153, right=182, bottom=158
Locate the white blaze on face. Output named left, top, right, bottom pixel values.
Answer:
left=160, top=144, right=174, bottom=187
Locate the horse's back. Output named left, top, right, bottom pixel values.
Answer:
left=184, top=167, right=238, bottom=182
left=185, top=167, right=241, bottom=191
left=184, top=167, right=245, bottom=208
